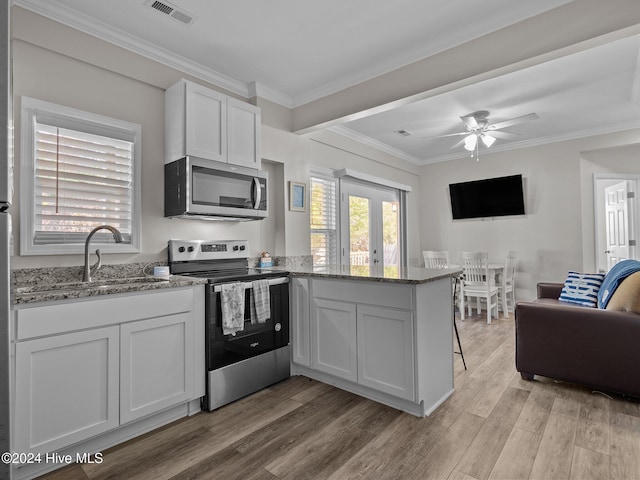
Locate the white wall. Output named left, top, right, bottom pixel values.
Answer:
left=579, top=142, right=640, bottom=272
left=10, top=7, right=422, bottom=269
left=420, top=130, right=640, bottom=301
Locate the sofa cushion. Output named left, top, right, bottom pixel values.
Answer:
left=598, top=259, right=640, bottom=309
left=606, top=271, right=640, bottom=314
left=558, top=271, right=605, bottom=307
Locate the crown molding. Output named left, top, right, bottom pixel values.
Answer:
left=13, top=0, right=252, bottom=98
left=331, top=118, right=640, bottom=166
left=14, top=0, right=572, bottom=110
left=248, top=82, right=293, bottom=108
left=419, top=118, right=640, bottom=165
left=327, top=125, right=423, bottom=165
left=290, top=0, right=573, bottom=107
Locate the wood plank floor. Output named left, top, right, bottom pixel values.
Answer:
left=40, top=312, right=640, bottom=480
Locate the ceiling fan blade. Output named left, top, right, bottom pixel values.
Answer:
left=422, top=131, right=469, bottom=139
left=460, top=115, right=479, bottom=129
left=450, top=137, right=468, bottom=149
left=486, top=130, right=520, bottom=139
left=487, top=113, right=539, bottom=131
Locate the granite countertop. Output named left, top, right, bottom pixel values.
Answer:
left=11, top=263, right=208, bottom=305
left=268, top=265, right=462, bottom=284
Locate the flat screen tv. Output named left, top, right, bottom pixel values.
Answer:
left=449, top=174, right=525, bottom=220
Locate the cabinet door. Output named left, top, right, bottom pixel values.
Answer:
left=357, top=306, right=415, bottom=400
left=185, top=82, right=227, bottom=162
left=227, top=97, right=261, bottom=169
left=14, top=327, right=120, bottom=454
left=311, top=299, right=357, bottom=382
left=120, top=313, right=194, bottom=424
left=290, top=277, right=310, bottom=366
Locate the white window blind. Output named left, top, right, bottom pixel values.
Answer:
left=20, top=96, right=141, bottom=255
left=310, top=175, right=338, bottom=269
left=34, top=123, right=133, bottom=245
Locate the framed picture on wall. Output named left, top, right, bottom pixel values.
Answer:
left=289, top=181, right=306, bottom=212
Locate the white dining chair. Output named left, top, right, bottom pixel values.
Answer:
left=460, top=251, right=499, bottom=324
left=423, top=250, right=450, bottom=269
left=499, top=251, right=517, bottom=318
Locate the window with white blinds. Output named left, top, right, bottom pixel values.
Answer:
left=310, top=175, right=338, bottom=269
left=21, top=97, right=141, bottom=255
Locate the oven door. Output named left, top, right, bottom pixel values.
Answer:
left=206, top=277, right=289, bottom=370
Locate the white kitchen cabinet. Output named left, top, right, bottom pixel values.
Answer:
left=165, top=79, right=261, bottom=169
left=291, top=275, right=454, bottom=417
left=290, top=277, right=311, bottom=367
left=12, top=286, right=204, bottom=457
left=357, top=305, right=414, bottom=400
left=227, top=97, right=261, bottom=169
left=120, top=313, right=194, bottom=424
left=184, top=81, right=226, bottom=162
left=14, top=326, right=120, bottom=455
left=311, top=298, right=357, bottom=382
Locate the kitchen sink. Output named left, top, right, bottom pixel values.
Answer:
left=13, top=276, right=171, bottom=295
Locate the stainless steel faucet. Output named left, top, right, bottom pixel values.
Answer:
left=83, top=225, right=124, bottom=282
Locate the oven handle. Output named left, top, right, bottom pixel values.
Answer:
left=212, top=276, right=289, bottom=292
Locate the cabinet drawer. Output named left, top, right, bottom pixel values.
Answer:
left=311, top=278, right=412, bottom=310
left=16, top=288, right=195, bottom=340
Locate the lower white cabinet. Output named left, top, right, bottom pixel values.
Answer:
left=120, top=313, right=194, bottom=424
left=302, top=278, right=415, bottom=399
left=290, top=277, right=311, bottom=367
left=12, top=286, right=203, bottom=456
left=14, top=327, right=120, bottom=455
left=291, top=275, right=455, bottom=417
left=312, top=299, right=357, bottom=382
left=357, top=305, right=414, bottom=400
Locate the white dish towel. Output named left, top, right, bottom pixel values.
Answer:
left=250, top=279, right=271, bottom=324
left=221, top=282, right=245, bottom=336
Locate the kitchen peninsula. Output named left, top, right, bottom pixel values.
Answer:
left=287, top=265, right=461, bottom=417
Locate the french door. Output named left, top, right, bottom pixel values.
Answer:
left=340, top=180, right=402, bottom=277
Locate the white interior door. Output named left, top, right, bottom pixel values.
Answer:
left=604, top=181, right=632, bottom=269
left=340, top=180, right=401, bottom=277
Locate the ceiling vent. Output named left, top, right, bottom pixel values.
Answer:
left=146, top=0, right=196, bottom=25
left=395, top=129, right=413, bottom=137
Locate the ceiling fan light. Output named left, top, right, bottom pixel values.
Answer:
left=463, top=134, right=477, bottom=151
left=481, top=134, right=496, bottom=148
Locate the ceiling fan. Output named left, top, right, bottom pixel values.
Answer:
left=434, top=110, right=539, bottom=158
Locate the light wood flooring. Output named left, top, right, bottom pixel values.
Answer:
left=40, top=311, right=640, bottom=480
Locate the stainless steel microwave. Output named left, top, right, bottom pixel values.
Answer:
left=165, top=156, right=268, bottom=221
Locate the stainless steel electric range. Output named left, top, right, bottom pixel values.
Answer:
left=168, top=239, right=290, bottom=411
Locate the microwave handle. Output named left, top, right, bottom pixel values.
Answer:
left=252, top=178, right=261, bottom=209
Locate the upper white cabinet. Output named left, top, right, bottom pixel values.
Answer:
left=165, top=79, right=261, bottom=169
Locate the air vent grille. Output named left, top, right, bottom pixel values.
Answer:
left=147, top=0, right=196, bottom=25
left=395, top=129, right=413, bottom=137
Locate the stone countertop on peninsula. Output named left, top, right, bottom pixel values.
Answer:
left=266, top=265, right=462, bottom=284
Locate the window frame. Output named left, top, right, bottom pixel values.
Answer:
left=20, top=96, right=142, bottom=255
left=310, top=171, right=339, bottom=270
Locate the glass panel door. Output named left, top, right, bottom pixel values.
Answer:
left=341, top=180, right=402, bottom=277
left=348, top=194, right=371, bottom=276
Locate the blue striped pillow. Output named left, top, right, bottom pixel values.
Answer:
left=559, top=271, right=605, bottom=307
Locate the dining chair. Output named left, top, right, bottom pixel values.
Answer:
left=423, top=250, right=450, bottom=269
left=460, top=251, right=499, bottom=324
left=499, top=251, right=517, bottom=318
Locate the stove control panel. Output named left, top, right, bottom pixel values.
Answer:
left=168, top=239, right=249, bottom=262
